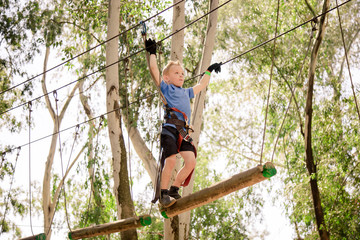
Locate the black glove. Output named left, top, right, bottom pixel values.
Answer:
left=207, top=62, right=222, bottom=73
left=145, top=38, right=157, bottom=55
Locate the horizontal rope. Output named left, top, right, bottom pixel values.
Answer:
left=0, top=0, right=185, bottom=96
left=2, top=0, right=352, bottom=155
left=0, top=0, right=233, bottom=116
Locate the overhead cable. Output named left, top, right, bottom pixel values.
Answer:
left=0, top=0, right=185, bottom=96
left=0, top=0, right=231, bottom=116
left=3, top=0, right=353, bottom=154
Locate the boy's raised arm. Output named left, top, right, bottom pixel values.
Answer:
left=145, top=38, right=161, bottom=87
left=193, top=63, right=221, bottom=95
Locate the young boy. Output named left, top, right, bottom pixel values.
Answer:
left=145, top=38, right=221, bottom=207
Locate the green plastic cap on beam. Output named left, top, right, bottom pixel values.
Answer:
left=68, top=232, right=73, bottom=240
left=263, top=162, right=277, bottom=178
left=140, top=216, right=152, bottom=226
left=36, top=233, right=46, bottom=240
left=161, top=210, right=169, bottom=219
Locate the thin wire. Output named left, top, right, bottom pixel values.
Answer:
left=270, top=24, right=316, bottom=162
left=0, top=0, right=186, bottom=96
left=84, top=116, right=104, bottom=227
left=3, top=0, right=353, bottom=156
left=191, top=0, right=220, bottom=130
left=148, top=35, right=165, bottom=210
left=51, top=91, right=72, bottom=233
left=28, top=101, right=35, bottom=236
left=335, top=0, right=360, bottom=123
left=221, top=0, right=352, bottom=65
left=0, top=0, right=234, bottom=117
left=259, top=0, right=280, bottom=165
left=0, top=147, right=21, bottom=235
left=65, top=125, right=80, bottom=171
left=125, top=54, right=134, bottom=204
left=62, top=124, right=80, bottom=231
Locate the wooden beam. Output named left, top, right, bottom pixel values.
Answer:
left=161, top=162, right=276, bottom=218
left=68, top=215, right=151, bottom=240
left=19, top=233, right=46, bottom=240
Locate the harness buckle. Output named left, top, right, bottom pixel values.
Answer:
left=183, top=134, right=193, bottom=143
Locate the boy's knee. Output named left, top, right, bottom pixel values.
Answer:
left=164, top=155, right=177, bottom=168
left=185, top=158, right=196, bottom=169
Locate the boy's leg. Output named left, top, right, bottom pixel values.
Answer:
left=160, top=154, right=177, bottom=189
left=172, top=151, right=196, bottom=187
left=159, top=154, right=177, bottom=207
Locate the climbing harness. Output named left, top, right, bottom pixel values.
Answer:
left=142, top=22, right=197, bottom=204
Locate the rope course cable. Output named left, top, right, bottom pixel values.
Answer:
left=0, top=0, right=233, bottom=117
left=335, top=0, right=360, bottom=123
left=0, top=0, right=186, bottom=96
left=270, top=23, right=317, bottom=162
left=27, top=101, right=35, bottom=236
left=221, top=0, right=352, bottom=65
left=0, top=147, right=21, bottom=235
left=1, top=0, right=353, bottom=158
left=83, top=116, right=104, bottom=227
left=65, top=124, right=80, bottom=172
left=124, top=47, right=135, bottom=208
left=44, top=91, right=70, bottom=236
left=259, top=0, right=280, bottom=165
left=151, top=37, right=165, bottom=213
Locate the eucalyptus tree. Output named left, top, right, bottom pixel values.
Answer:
left=210, top=0, right=360, bottom=238
left=0, top=0, right=56, bottom=238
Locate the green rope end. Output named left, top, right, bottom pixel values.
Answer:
left=36, top=233, right=46, bottom=240
left=263, top=163, right=277, bottom=178
left=161, top=210, right=169, bottom=219
left=140, top=216, right=152, bottom=226
left=68, top=232, right=73, bottom=240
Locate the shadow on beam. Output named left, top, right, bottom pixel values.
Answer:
left=161, top=162, right=276, bottom=218
left=19, top=233, right=46, bottom=240
left=68, top=215, right=151, bottom=240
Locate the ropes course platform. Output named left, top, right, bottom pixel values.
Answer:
left=68, top=215, right=151, bottom=239
left=160, top=162, right=276, bottom=218
left=19, top=233, right=46, bottom=240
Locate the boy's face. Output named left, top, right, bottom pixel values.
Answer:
left=164, top=65, right=185, bottom=87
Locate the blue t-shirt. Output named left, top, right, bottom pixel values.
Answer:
left=160, top=81, right=194, bottom=128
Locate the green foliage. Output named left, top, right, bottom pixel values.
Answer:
left=209, top=0, right=360, bottom=238
left=0, top=147, right=26, bottom=238
left=188, top=151, right=264, bottom=239
left=1, top=0, right=359, bottom=238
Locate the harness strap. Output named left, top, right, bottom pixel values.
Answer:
left=162, top=107, right=197, bottom=188
left=165, top=118, right=186, bottom=128
left=164, top=107, right=194, bottom=144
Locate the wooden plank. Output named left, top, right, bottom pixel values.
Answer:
left=68, top=215, right=151, bottom=240
left=161, top=163, right=276, bottom=218
left=19, top=233, right=46, bottom=240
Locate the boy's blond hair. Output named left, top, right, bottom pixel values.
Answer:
left=162, top=60, right=183, bottom=76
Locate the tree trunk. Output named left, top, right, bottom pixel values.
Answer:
left=164, top=1, right=186, bottom=239
left=42, top=46, right=80, bottom=239
left=304, top=0, right=330, bottom=239
left=178, top=1, right=219, bottom=239
left=79, top=80, right=103, bottom=208
left=106, top=0, right=137, bottom=239
left=41, top=47, right=56, bottom=240
left=126, top=124, right=157, bottom=183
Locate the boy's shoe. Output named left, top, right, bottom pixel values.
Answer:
left=160, top=190, right=176, bottom=208
left=168, top=186, right=181, bottom=199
